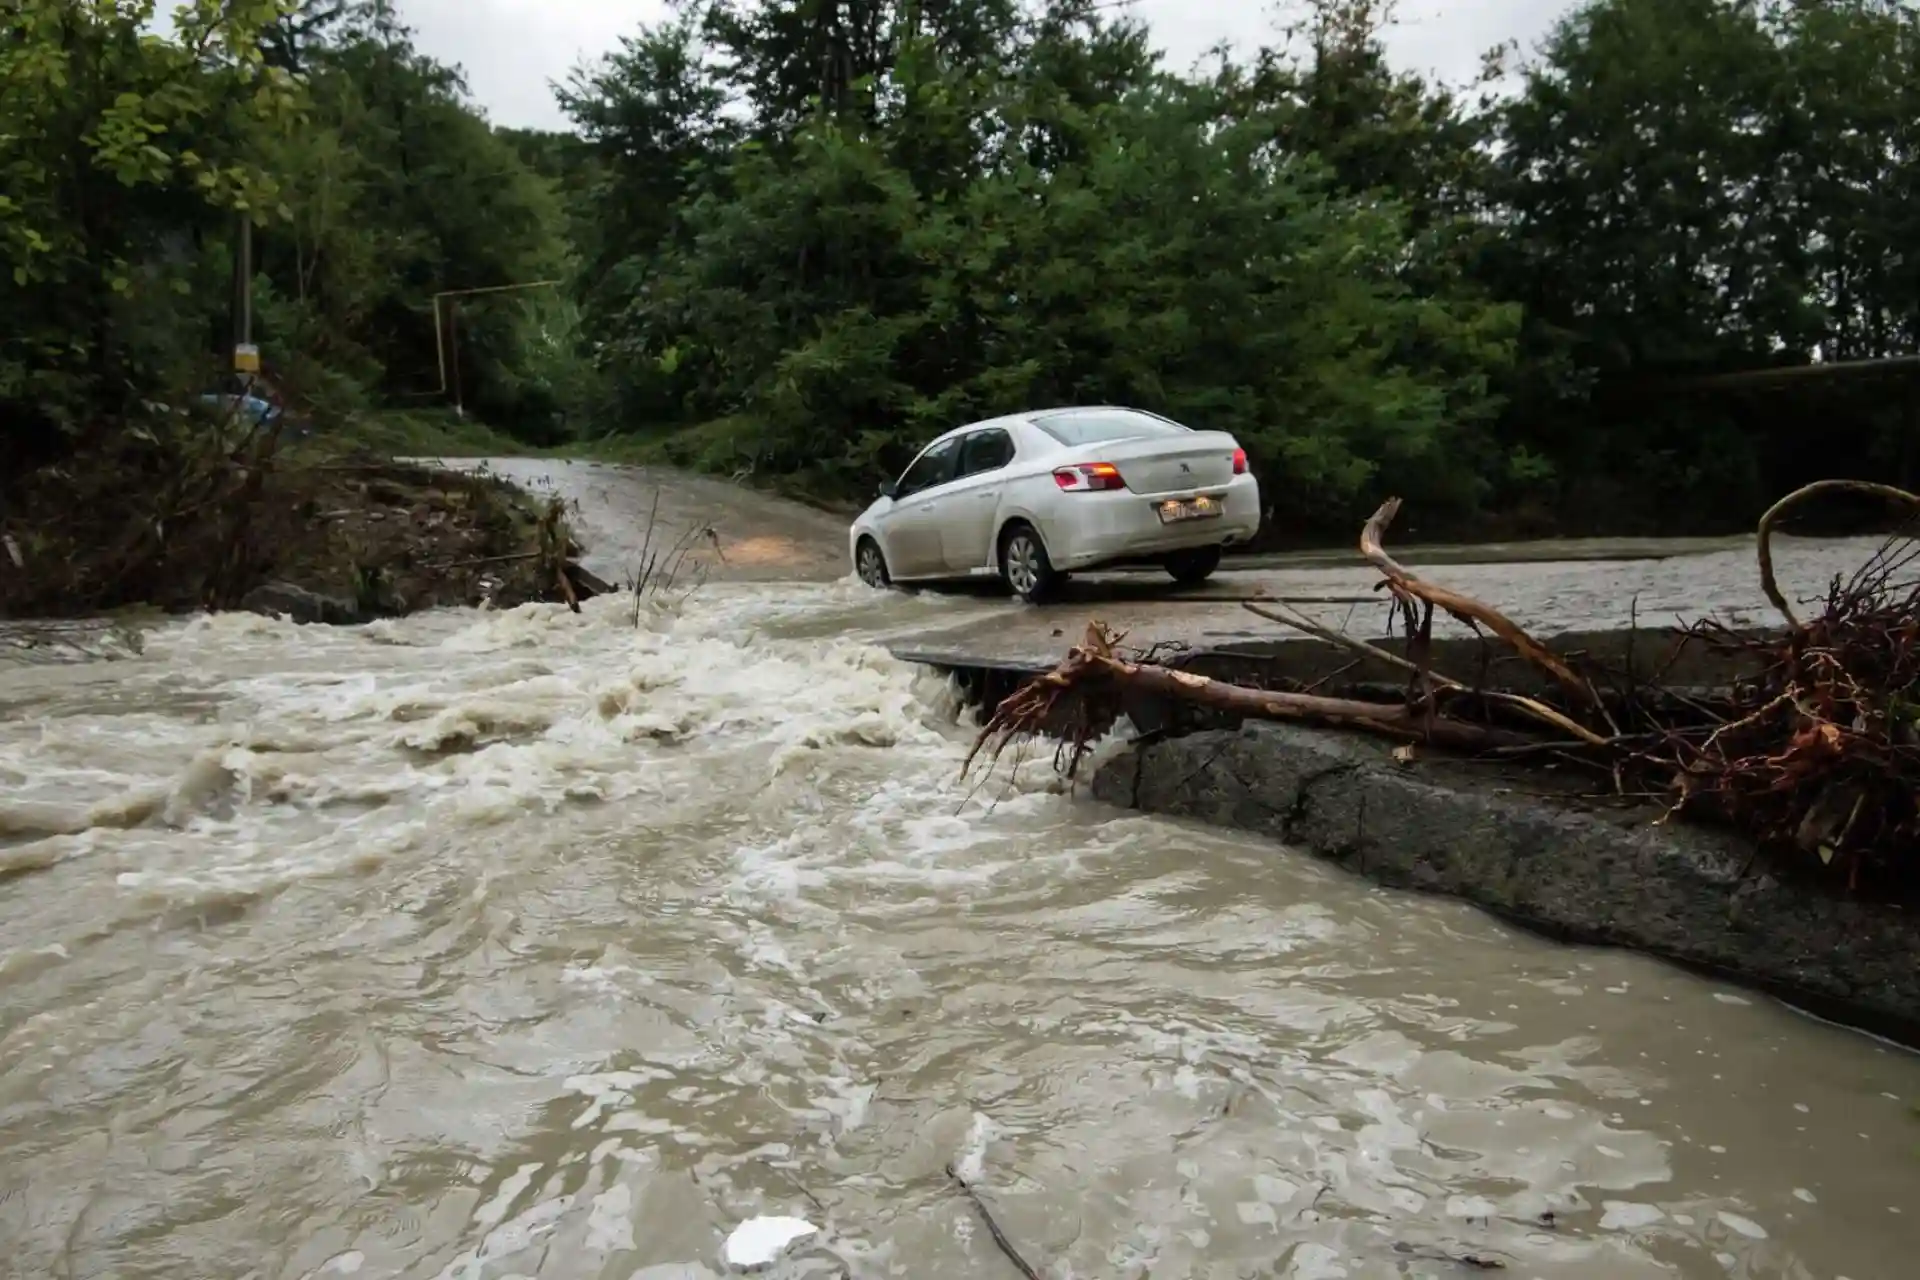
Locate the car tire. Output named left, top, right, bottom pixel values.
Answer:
left=854, top=537, right=893, bottom=590
left=1164, top=545, right=1222, bottom=586
left=999, top=522, right=1060, bottom=603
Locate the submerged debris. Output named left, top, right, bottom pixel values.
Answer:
left=946, top=1163, right=1043, bottom=1280
left=0, top=618, right=147, bottom=665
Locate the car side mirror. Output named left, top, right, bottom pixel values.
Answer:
left=879, top=480, right=900, bottom=500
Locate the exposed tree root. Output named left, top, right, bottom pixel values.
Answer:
left=1663, top=518, right=1920, bottom=894
left=1755, top=478, right=1920, bottom=628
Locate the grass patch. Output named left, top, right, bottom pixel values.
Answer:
left=557, top=417, right=864, bottom=516
left=551, top=431, right=662, bottom=466
left=296, top=411, right=863, bottom=517
left=288, top=409, right=523, bottom=463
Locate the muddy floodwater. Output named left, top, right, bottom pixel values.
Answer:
left=3, top=579, right=1919, bottom=1280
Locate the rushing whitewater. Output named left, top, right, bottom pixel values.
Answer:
left=1, top=584, right=1915, bottom=1280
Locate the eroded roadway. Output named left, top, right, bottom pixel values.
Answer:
left=426, top=457, right=1888, bottom=668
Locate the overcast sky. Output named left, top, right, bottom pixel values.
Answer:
left=386, top=0, right=1581, bottom=131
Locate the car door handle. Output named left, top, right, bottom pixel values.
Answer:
left=917, top=502, right=935, bottom=512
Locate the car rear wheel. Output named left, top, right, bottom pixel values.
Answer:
left=1164, top=545, right=1222, bottom=586
left=999, top=523, right=1060, bottom=603
left=855, top=537, right=892, bottom=589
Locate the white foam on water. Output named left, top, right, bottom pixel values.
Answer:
left=0, top=589, right=975, bottom=912
left=952, top=1111, right=994, bottom=1184
left=431, top=1193, right=572, bottom=1280
left=584, top=1182, right=637, bottom=1254
left=721, top=1215, right=817, bottom=1269
left=1716, top=1211, right=1770, bottom=1240
left=1600, top=1201, right=1666, bottom=1231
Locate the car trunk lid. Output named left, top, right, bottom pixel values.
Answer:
left=1092, top=432, right=1239, bottom=496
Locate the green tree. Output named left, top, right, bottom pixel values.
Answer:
left=573, top=0, right=1517, bottom=523
left=1487, top=0, right=1920, bottom=527
left=249, top=12, right=580, bottom=437
left=0, top=0, right=300, bottom=461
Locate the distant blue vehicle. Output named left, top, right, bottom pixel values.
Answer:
left=198, top=392, right=281, bottom=427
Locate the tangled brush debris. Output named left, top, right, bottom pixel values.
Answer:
left=1667, top=502, right=1920, bottom=895
left=966, top=480, right=1920, bottom=901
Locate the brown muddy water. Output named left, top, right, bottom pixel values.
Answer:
left=2, top=579, right=1918, bottom=1279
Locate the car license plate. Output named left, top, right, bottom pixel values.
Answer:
left=1157, top=495, right=1222, bottom=524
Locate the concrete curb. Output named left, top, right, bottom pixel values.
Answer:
left=1090, top=722, right=1920, bottom=1046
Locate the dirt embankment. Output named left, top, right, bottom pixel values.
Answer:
left=0, top=433, right=592, bottom=624
left=219, top=459, right=596, bottom=622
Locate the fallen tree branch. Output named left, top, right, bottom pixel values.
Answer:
left=571, top=563, right=614, bottom=596
left=427, top=550, right=540, bottom=570
left=1755, top=479, right=1920, bottom=629
left=1150, top=592, right=1378, bottom=604
left=963, top=491, right=1920, bottom=902
left=1242, top=601, right=1613, bottom=748
left=1361, top=498, right=1601, bottom=712
left=964, top=622, right=1539, bottom=781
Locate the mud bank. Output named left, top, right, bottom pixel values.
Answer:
left=0, top=446, right=588, bottom=623
left=1089, top=721, right=1920, bottom=1047
left=228, top=460, right=591, bottom=623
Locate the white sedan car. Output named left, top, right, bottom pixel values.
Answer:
left=848, top=405, right=1261, bottom=602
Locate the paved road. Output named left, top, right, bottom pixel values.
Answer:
left=421, top=458, right=1897, bottom=667
left=884, top=533, right=1896, bottom=667
left=414, top=457, right=851, bottom=585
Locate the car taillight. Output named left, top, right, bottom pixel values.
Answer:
left=1052, top=462, right=1126, bottom=492
left=1232, top=447, right=1247, bottom=475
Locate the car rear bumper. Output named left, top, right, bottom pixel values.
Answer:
left=1043, top=475, right=1261, bottom=571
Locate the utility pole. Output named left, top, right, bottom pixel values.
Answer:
left=231, top=214, right=258, bottom=384
left=447, top=299, right=462, bottom=417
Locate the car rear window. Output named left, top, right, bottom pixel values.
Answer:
left=1031, top=409, right=1191, bottom=447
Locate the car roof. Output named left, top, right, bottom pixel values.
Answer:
left=926, top=405, right=1158, bottom=447
left=925, top=413, right=1024, bottom=446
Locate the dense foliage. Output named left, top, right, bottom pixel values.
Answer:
left=0, top=0, right=580, bottom=470
left=4, top=0, right=1917, bottom=540
left=559, top=0, right=1920, bottom=533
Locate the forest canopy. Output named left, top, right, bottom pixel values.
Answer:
left=4, top=0, right=1916, bottom=540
